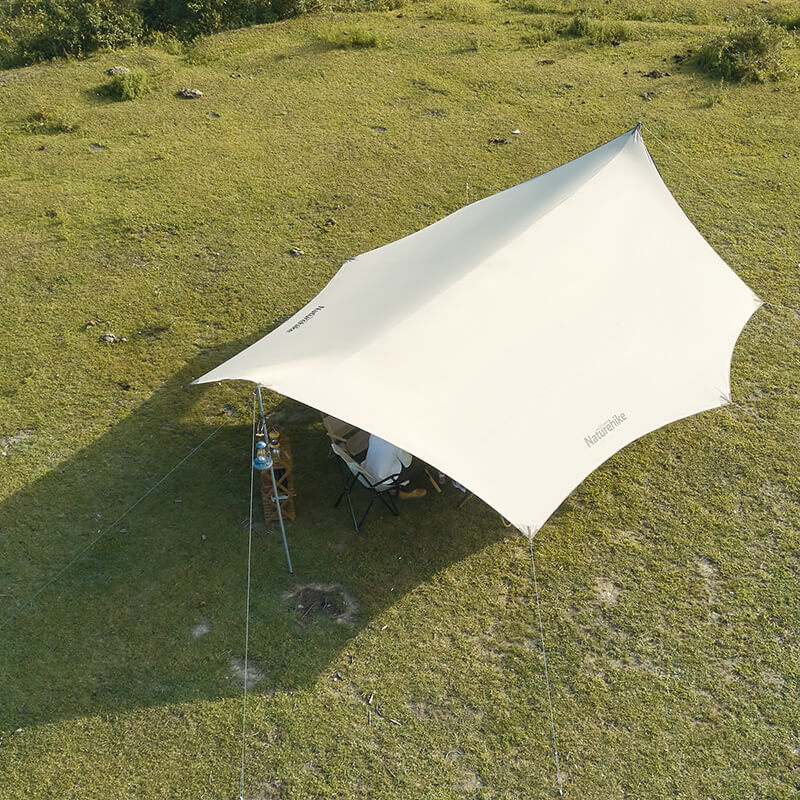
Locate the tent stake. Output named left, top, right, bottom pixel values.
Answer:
left=255, top=386, right=293, bottom=574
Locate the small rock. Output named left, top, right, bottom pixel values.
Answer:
left=289, top=247, right=304, bottom=257
left=37, top=144, right=46, bottom=151
left=641, top=92, right=655, bottom=101
left=117, top=382, right=131, bottom=391
left=84, top=320, right=98, bottom=329
left=539, top=59, right=555, bottom=65
left=201, top=534, right=207, bottom=541
left=559, top=84, right=574, bottom=90
left=511, top=128, right=520, bottom=135
left=643, top=69, right=667, bottom=78
left=325, top=218, right=336, bottom=226
left=177, top=88, right=203, bottom=99
left=488, top=137, right=509, bottom=145
left=107, top=66, right=130, bottom=76
left=207, top=111, right=220, bottom=119
left=611, top=38, right=622, bottom=46
left=724, top=15, right=731, bottom=20
left=370, top=125, right=387, bottom=133
left=101, top=332, right=119, bottom=343
left=12, top=728, right=22, bottom=735
left=89, top=143, right=107, bottom=152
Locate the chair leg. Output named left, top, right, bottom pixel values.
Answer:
left=356, top=497, right=376, bottom=531
left=378, top=490, right=400, bottom=517
left=334, top=471, right=356, bottom=509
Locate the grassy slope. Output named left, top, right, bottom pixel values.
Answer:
left=1, top=2, right=799, bottom=797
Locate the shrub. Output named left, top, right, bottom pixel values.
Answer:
left=321, top=25, right=380, bottom=49
left=698, top=16, right=792, bottom=83
left=567, top=11, right=631, bottom=44
left=108, top=69, right=149, bottom=100
left=0, top=0, right=143, bottom=67
left=145, top=30, right=184, bottom=54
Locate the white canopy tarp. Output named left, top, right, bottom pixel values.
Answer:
left=195, top=126, right=761, bottom=536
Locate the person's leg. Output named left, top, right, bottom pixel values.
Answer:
left=396, top=460, right=427, bottom=499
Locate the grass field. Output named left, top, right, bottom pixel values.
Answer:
left=1, top=1, right=799, bottom=797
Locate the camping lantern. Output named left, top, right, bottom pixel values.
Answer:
left=253, top=440, right=272, bottom=471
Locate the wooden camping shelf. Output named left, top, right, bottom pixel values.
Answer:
left=260, top=435, right=296, bottom=522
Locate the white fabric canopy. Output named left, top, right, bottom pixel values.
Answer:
left=195, top=126, right=761, bottom=536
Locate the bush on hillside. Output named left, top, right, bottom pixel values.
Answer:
left=137, top=0, right=287, bottom=41
left=0, top=0, right=142, bottom=68
left=698, top=16, right=792, bottom=83
left=0, top=0, right=319, bottom=68
left=108, top=68, right=149, bottom=100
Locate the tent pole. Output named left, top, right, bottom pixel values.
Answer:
left=255, top=386, right=293, bottom=574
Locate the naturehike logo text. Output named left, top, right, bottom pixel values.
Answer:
left=584, top=413, right=627, bottom=448
left=286, top=305, right=325, bottom=333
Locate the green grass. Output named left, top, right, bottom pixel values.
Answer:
left=0, top=2, right=799, bottom=798
left=566, top=11, right=634, bottom=44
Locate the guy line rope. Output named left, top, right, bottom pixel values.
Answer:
left=0, top=417, right=230, bottom=632
left=239, top=396, right=257, bottom=800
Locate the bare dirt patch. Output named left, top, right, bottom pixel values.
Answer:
left=595, top=578, right=620, bottom=605
left=458, top=772, right=485, bottom=792
left=1, top=429, right=35, bottom=452
left=696, top=556, right=718, bottom=579
left=282, top=583, right=359, bottom=625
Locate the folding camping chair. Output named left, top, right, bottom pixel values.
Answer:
left=331, top=442, right=401, bottom=532
left=322, top=414, right=369, bottom=461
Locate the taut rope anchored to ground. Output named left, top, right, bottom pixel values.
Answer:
left=529, top=538, right=564, bottom=796
left=239, top=397, right=257, bottom=800
left=0, top=419, right=230, bottom=632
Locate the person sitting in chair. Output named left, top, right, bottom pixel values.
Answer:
left=363, top=435, right=427, bottom=500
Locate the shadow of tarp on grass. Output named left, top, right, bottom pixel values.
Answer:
left=0, top=339, right=508, bottom=729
